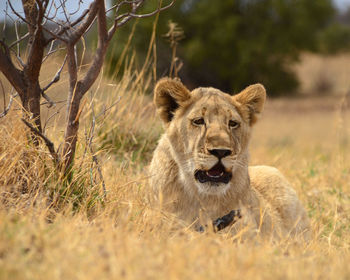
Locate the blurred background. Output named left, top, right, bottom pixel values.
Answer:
left=103, top=0, right=350, bottom=97
left=2, top=0, right=350, bottom=97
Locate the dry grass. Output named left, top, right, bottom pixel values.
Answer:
left=0, top=54, right=350, bottom=279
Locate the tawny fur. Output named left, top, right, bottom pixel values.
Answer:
left=149, top=78, right=310, bottom=240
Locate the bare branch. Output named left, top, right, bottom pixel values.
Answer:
left=96, top=96, right=121, bottom=119
left=108, top=0, right=175, bottom=38
left=22, top=118, right=60, bottom=166
left=78, top=0, right=108, bottom=95
left=44, top=5, right=91, bottom=44
left=42, top=0, right=55, bottom=24
left=68, top=1, right=99, bottom=44
left=24, top=0, right=47, bottom=80
left=41, top=92, right=55, bottom=108
left=69, top=0, right=83, bottom=16
left=40, top=55, right=67, bottom=108
left=108, top=0, right=142, bottom=39
left=0, top=40, right=26, bottom=97
left=9, top=32, right=30, bottom=49
left=14, top=20, right=21, bottom=59
left=0, top=80, right=5, bottom=112
left=2, top=2, right=8, bottom=41
left=2, top=0, right=175, bottom=176
left=128, top=0, right=175, bottom=19
left=0, top=90, right=18, bottom=118
left=66, top=44, right=78, bottom=116
left=42, top=55, right=67, bottom=92
left=42, top=41, right=65, bottom=62
left=0, top=95, right=15, bottom=118
left=43, top=24, right=69, bottom=44
left=8, top=0, right=34, bottom=28
left=46, top=1, right=59, bottom=21
left=9, top=47, right=26, bottom=69
left=43, top=110, right=59, bottom=132
left=70, top=7, right=90, bottom=27
left=45, top=39, right=56, bottom=60
left=59, top=0, right=71, bottom=26
left=106, top=0, right=141, bottom=14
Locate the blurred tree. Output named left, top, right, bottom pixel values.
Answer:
left=317, top=22, right=350, bottom=53
left=316, top=6, right=350, bottom=54
left=108, top=0, right=335, bottom=96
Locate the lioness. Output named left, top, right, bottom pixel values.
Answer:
left=149, top=78, right=310, bottom=239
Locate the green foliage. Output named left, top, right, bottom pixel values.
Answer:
left=317, top=23, right=350, bottom=53
left=107, top=0, right=335, bottom=96
left=180, top=0, right=335, bottom=95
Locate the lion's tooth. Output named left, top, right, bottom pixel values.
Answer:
left=206, top=171, right=224, bottom=178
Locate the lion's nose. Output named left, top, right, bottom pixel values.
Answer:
left=208, top=149, right=232, bottom=159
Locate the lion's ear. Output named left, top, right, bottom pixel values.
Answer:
left=154, top=78, right=191, bottom=124
left=233, top=83, right=266, bottom=126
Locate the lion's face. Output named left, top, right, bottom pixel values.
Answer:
left=154, top=78, right=266, bottom=196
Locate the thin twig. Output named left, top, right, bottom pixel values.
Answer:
left=21, top=118, right=60, bottom=166
left=42, top=0, right=55, bottom=24
left=42, top=39, right=56, bottom=62
left=41, top=99, right=66, bottom=106
left=70, top=0, right=83, bottom=16
left=9, top=47, right=26, bottom=68
left=42, top=55, right=66, bottom=93
left=43, top=110, right=59, bottom=132
left=59, top=0, right=71, bottom=26
left=41, top=55, right=67, bottom=108
left=0, top=79, right=5, bottom=112
left=2, top=2, right=8, bottom=41
left=0, top=95, right=15, bottom=118
left=14, top=20, right=20, bottom=58
left=111, top=0, right=175, bottom=32
left=96, top=96, right=121, bottom=119
left=88, top=97, right=107, bottom=199
left=107, top=0, right=139, bottom=13
left=0, top=40, right=26, bottom=97
left=129, top=0, right=175, bottom=19
left=41, top=92, right=55, bottom=108
left=0, top=85, right=17, bottom=118
left=9, top=32, right=30, bottom=49
left=8, top=0, right=34, bottom=28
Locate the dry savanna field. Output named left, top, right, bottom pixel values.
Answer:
left=0, top=52, right=350, bottom=279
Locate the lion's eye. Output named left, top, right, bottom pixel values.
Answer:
left=229, top=120, right=240, bottom=128
left=192, top=118, right=205, bottom=126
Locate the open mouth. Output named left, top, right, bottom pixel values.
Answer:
left=194, top=162, right=232, bottom=184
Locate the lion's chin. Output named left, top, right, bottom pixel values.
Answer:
left=195, top=181, right=231, bottom=196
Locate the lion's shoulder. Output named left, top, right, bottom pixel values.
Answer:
left=249, top=165, right=298, bottom=205
left=249, top=165, right=310, bottom=237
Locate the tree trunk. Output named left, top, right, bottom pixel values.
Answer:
left=21, top=82, right=42, bottom=133
left=20, top=0, right=46, bottom=138
left=62, top=84, right=83, bottom=175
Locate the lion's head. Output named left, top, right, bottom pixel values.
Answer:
left=154, top=78, right=266, bottom=196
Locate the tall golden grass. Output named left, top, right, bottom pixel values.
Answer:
left=0, top=49, right=350, bottom=279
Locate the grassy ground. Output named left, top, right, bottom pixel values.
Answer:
left=0, top=55, right=350, bottom=279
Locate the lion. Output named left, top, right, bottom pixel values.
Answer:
left=149, top=78, right=310, bottom=239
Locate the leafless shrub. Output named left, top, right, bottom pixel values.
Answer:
left=0, top=0, right=174, bottom=178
